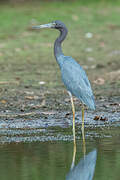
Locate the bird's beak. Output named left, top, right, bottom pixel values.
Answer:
left=32, top=22, right=56, bottom=29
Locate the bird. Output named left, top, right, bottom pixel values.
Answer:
left=32, top=20, right=95, bottom=146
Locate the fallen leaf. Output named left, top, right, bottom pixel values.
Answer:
left=93, top=78, right=105, bottom=85
left=15, top=48, right=21, bottom=52
left=94, top=115, right=100, bottom=120
left=64, top=98, right=70, bottom=103
left=90, top=65, right=96, bottom=69
left=110, top=103, right=120, bottom=106
left=15, top=77, right=21, bottom=81
left=85, top=47, right=93, bottom=52
left=65, top=112, right=71, bottom=118
left=83, top=65, right=89, bottom=70
left=39, top=81, right=46, bottom=85
left=87, top=57, right=95, bottom=62
left=25, top=96, right=39, bottom=100
left=72, top=15, right=79, bottom=21
left=109, top=50, right=120, bottom=56
left=96, top=64, right=105, bottom=68
left=0, top=52, right=3, bottom=56
left=0, top=43, right=5, bottom=48
left=41, top=111, right=56, bottom=115
left=100, top=42, right=105, bottom=47
left=108, top=24, right=120, bottom=30
left=40, top=43, right=52, bottom=47
left=106, top=70, right=120, bottom=81
left=0, top=81, right=19, bottom=85
left=94, top=115, right=108, bottom=121
left=0, top=100, right=7, bottom=104
left=40, top=99, right=46, bottom=107
left=25, top=91, right=34, bottom=95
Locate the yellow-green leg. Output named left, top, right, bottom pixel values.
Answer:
left=68, top=92, right=76, bottom=168
left=81, top=105, right=86, bottom=156
left=68, top=91, right=76, bottom=145
left=70, top=95, right=76, bottom=145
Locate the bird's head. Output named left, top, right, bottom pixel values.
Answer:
left=32, top=20, right=66, bottom=30
left=52, top=20, right=66, bottom=30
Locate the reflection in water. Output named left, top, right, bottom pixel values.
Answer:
left=71, top=108, right=86, bottom=169
left=66, top=144, right=97, bottom=180
left=71, top=142, right=76, bottom=169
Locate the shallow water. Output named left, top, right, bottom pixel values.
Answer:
left=0, top=125, right=120, bottom=180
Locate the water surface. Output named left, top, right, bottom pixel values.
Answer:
left=0, top=128, right=120, bottom=180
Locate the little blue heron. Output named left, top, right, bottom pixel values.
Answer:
left=32, top=20, right=95, bottom=145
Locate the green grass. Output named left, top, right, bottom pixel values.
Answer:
left=0, top=1, right=120, bottom=94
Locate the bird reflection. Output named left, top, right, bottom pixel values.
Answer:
left=66, top=143, right=97, bottom=180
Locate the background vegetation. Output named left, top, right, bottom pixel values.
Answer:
left=0, top=0, right=120, bottom=94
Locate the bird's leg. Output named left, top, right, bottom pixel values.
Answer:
left=71, top=97, right=76, bottom=145
left=81, top=105, right=86, bottom=156
left=68, top=91, right=76, bottom=168
left=68, top=92, right=76, bottom=145
left=81, top=105, right=84, bottom=133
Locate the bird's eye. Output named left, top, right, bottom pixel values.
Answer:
left=55, top=24, right=59, bottom=28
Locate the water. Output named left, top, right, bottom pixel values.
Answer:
left=0, top=128, right=120, bottom=180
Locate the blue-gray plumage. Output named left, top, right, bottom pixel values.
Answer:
left=59, top=55, right=95, bottom=110
left=66, top=149, right=97, bottom=180
left=32, top=20, right=95, bottom=144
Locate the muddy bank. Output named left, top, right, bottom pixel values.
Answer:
left=0, top=82, right=119, bottom=143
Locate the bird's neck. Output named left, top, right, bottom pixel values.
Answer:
left=54, top=27, right=68, bottom=66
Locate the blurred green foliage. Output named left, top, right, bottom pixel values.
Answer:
left=0, top=0, right=120, bottom=93
left=0, top=0, right=120, bottom=4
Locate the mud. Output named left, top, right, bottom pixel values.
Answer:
left=0, top=82, right=119, bottom=143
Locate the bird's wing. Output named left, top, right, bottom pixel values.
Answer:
left=60, top=56, right=95, bottom=109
